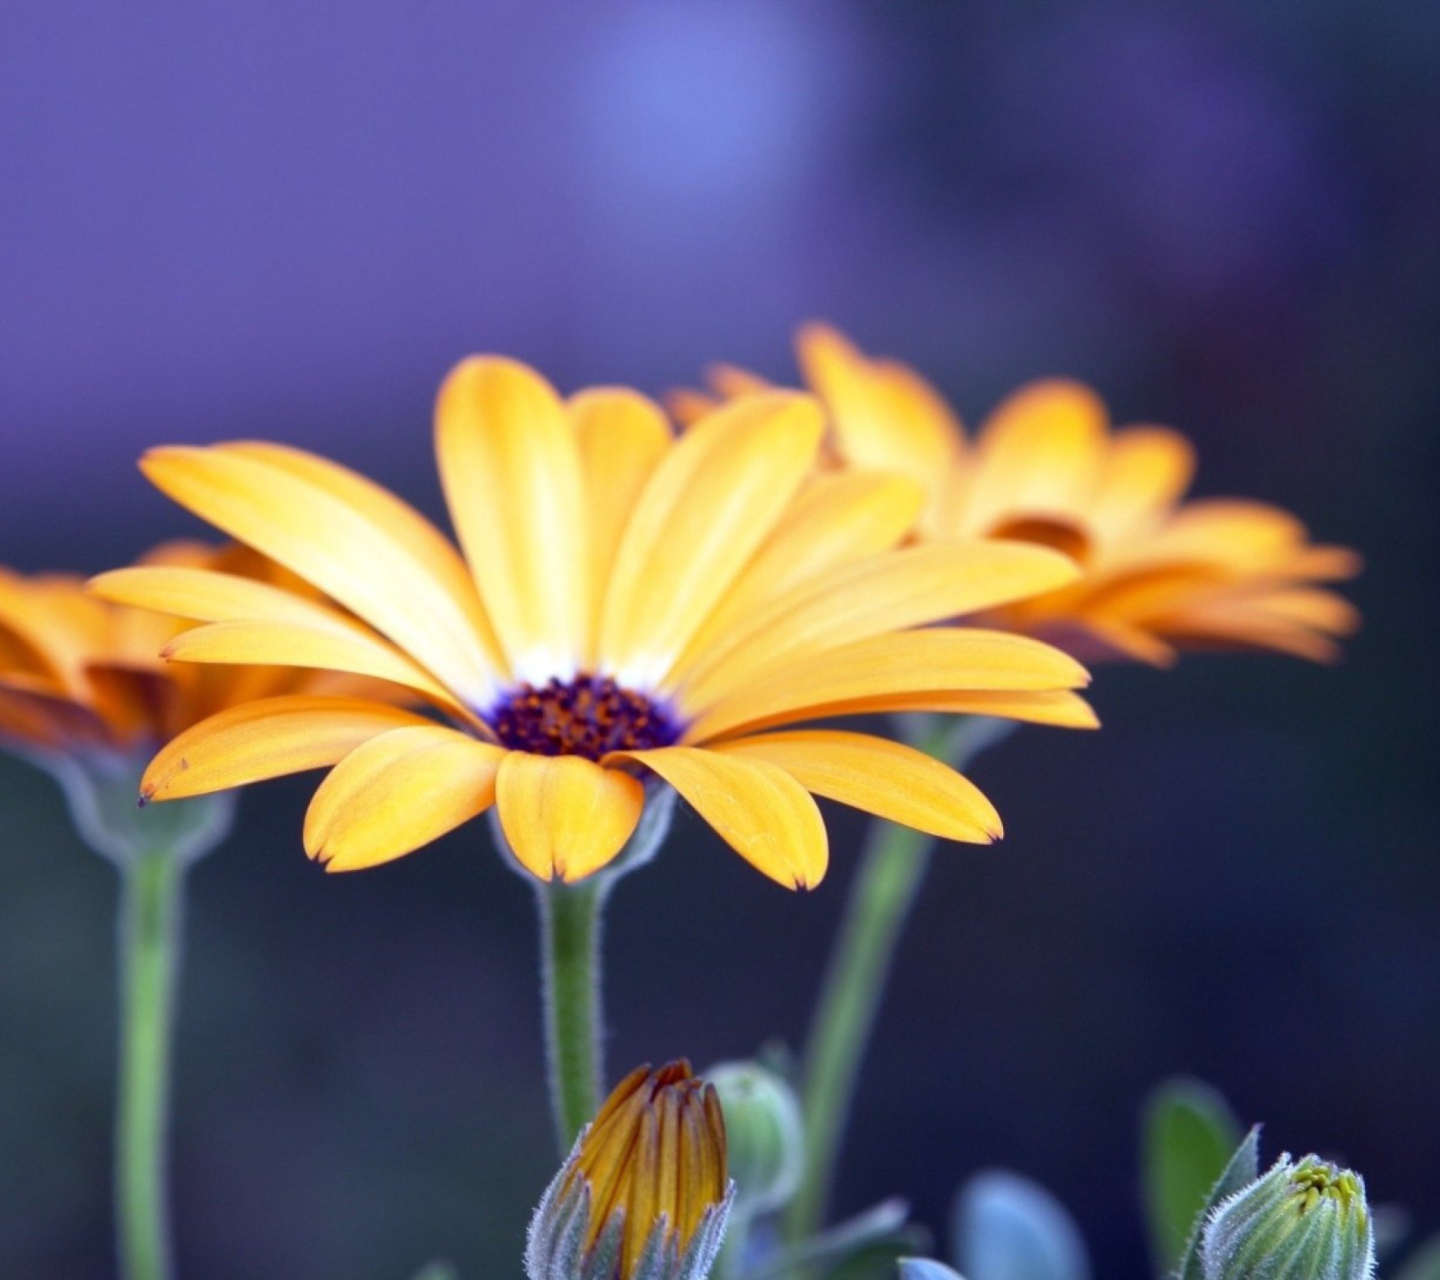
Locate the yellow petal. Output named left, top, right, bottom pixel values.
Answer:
left=1067, top=617, right=1178, bottom=667
left=568, top=388, right=673, bottom=661
left=90, top=565, right=366, bottom=628
left=612, top=746, right=826, bottom=889
left=791, top=688, right=1100, bottom=729
left=305, top=725, right=506, bottom=872
left=162, top=620, right=466, bottom=716
left=679, top=540, right=1081, bottom=708
left=669, top=471, right=925, bottom=681
left=0, top=571, right=112, bottom=695
left=1250, top=587, right=1361, bottom=636
left=707, top=363, right=773, bottom=399
left=1125, top=499, right=1309, bottom=572
left=1285, top=545, right=1363, bottom=582
left=796, top=323, right=964, bottom=507
left=1077, top=564, right=1229, bottom=624
left=435, top=357, right=587, bottom=682
left=140, top=696, right=434, bottom=801
left=664, top=386, right=721, bottom=428
left=140, top=444, right=498, bottom=706
left=688, top=628, right=1089, bottom=741
left=1088, top=427, right=1196, bottom=543
left=1151, top=588, right=1359, bottom=663
left=717, top=729, right=1002, bottom=843
left=598, top=392, right=824, bottom=689
left=495, top=752, right=644, bottom=883
left=961, top=380, right=1110, bottom=535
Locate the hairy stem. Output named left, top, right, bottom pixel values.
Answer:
left=538, top=880, right=606, bottom=1152
left=116, top=849, right=185, bottom=1280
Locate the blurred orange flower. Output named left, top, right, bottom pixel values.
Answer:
left=1, top=542, right=399, bottom=756
left=676, top=324, right=1360, bottom=667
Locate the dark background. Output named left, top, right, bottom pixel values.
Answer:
left=2, top=3, right=1437, bottom=1277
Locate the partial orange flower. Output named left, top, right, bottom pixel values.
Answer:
left=0, top=542, right=401, bottom=756
left=93, top=356, right=1095, bottom=888
left=3, top=541, right=415, bottom=864
left=677, top=325, right=1360, bottom=666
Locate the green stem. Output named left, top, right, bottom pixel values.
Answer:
left=538, top=880, right=606, bottom=1153
left=785, top=716, right=1014, bottom=1244
left=116, top=849, right=185, bottom=1280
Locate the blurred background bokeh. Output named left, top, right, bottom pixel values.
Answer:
left=3, top=2, right=1438, bottom=1277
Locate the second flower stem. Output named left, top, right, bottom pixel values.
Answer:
left=785, top=716, right=1013, bottom=1244
left=538, top=879, right=605, bottom=1153
left=783, top=818, right=932, bottom=1246
left=117, top=847, right=185, bottom=1280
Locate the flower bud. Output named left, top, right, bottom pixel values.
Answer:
left=706, top=1060, right=804, bottom=1217
left=1202, top=1154, right=1375, bottom=1280
left=526, top=1062, right=734, bottom=1280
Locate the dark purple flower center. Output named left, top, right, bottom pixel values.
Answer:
left=487, top=673, right=683, bottom=761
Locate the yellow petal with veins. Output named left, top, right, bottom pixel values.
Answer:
left=162, top=620, right=465, bottom=717
left=222, top=440, right=505, bottom=667
left=613, top=746, right=827, bottom=889
left=140, top=445, right=499, bottom=705
left=781, top=688, right=1100, bottom=730
left=495, top=752, right=644, bottom=883
left=568, top=388, right=672, bottom=662
left=598, top=392, right=823, bottom=689
left=669, top=471, right=924, bottom=682
left=436, top=357, right=587, bottom=682
left=92, top=565, right=365, bottom=628
left=141, top=695, right=434, bottom=801
left=688, top=628, right=1089, bottom=741
left=679, top=540, right=1080, bottom=708
left=305, top=725, right=506, bottom=871
left=717, top=729, right=1002, bottom=843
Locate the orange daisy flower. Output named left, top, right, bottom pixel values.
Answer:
left=676, top=325, right=1360, bottom=667
left=93, top=356, right=1094, bottom=888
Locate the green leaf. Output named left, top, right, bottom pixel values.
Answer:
left=1175, top=1127, right=1261, bottom=1280
left=1396, top=1233, right=1440, bottom=1280
left=1142, top=1078, right=1243, bottom=1276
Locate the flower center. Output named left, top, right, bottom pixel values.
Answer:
left=487, top=673, right=683, bottom=761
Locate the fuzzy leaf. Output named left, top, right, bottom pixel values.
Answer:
left=1176, top=1127, right=1261, bottom=1280
left=951, top=1171, right=1090, bottom=1280
left=1142, top=1078, right=1243, bottom=1275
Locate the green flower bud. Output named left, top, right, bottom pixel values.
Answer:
left=1202, top=1154, right=1375, bottom=1280
left=706, top=1060, right=804, bottom=1217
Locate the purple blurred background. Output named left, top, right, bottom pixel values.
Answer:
left=3, top=2, right=1438, bottom=1277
